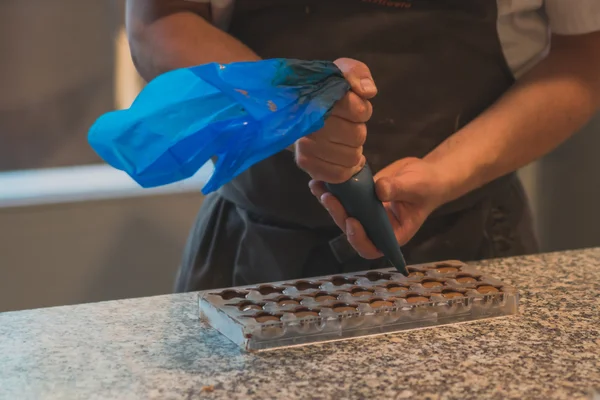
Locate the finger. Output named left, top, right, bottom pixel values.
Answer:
left=308, top=180, right=327, bottom=199
left=330, top=92, right=373, bottom=123
left=345, top=218, right=383, bottom=259
left=320, top=192, right=349, bottom=232
left=321, top=117, right=367, bottom=148
left=297, top=135, right=363, bottom=168
left=296, top=151, right=365, bottom=183
left=334, top=58, right=378, bottom=99
left=375, top=176, right=422, bottom=203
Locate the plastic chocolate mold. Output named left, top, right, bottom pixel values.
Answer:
left=199, top=260, right=519, bottom=352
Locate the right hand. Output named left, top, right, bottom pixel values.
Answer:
left=294, top=58, right=377, bottom=184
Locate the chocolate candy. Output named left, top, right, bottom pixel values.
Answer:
left=456, top=275, right=478, bottom=283
left=293, top=281, right=321, bottom=291
left=293, top=308, right=320, bottom=318
left=218, top=290, right=248, bottom=300
left=256, top=285, right=285, bottom=295
left=253, top=313, right=281, bottom=323
left=436, top=265, right=459, bottom=274
left=315, top=293, right=337, bottom=302
left=330, top=276, right=357, bottom=286
left=385, top=283, right=408, bottom=293
left=363, top=271, right=393, bottom=281
left=421, top=280, right=444, bottom=288
left=442, top=291, right=464, bottom=299
left=332, top=303, right=358, bottom=313
left=406, top=295, right=430, bottom=304
left=477, top=285, right=500, bottom=294
left=370, top=300, right=395, bottom=308
left=237, top=301, right=263, bottom=311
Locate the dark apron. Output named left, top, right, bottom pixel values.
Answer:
left=175, top=0, right=539, bottom=292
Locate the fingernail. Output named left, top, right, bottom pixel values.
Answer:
left=360, top=78, right=376, bottom=93
left=346, top=220, right=354, bottom=236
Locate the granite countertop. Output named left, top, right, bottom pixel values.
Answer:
left=1, top=249, right=599, bottom=400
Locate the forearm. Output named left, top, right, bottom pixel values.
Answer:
left=125, top=0, right=259, bottom=81
left=425, top=32, right=600, bottom=203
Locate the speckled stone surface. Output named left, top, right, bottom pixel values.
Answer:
left=1, top=249, right=599, bottom=400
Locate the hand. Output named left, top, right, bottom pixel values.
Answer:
left=294, top=58, right=378, bottom=183
left=309, top=158, right=451, bottom=259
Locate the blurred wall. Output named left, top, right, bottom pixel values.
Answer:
left=535, top=113, right=600, bottom=252
left=0, top=192, right=204, bottom=313
left=0, top=0, right=118, bottom=171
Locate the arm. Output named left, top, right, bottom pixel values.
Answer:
left=426, top=31, right=600, bottom=204
left=125, top=0, right=259, bottom=82
left=311, top=31, right=600, bottom=258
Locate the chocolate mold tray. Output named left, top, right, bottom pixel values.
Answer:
left=199, top=260, right=518, bottom=352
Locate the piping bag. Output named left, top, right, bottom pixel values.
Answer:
left=87, top=58, right=408, bottom=276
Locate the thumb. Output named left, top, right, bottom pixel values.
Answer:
left=334, top=58, right=377, bottom=99
left=375, top=176, right=422, bottom=203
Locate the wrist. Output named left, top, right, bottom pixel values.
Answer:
left=426, top=156, right=480, bottom=206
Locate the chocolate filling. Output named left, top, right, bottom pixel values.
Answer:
left=421, top=280, right=444, bottom=288
left=218, top=290, right=248, bottom=300
left=315, top=293, right=337, bottom=302
left=442, top=291, right=464, bottom=299
left=294, top=281, right=321, bottom=291
left=293, top=307, right=320, bottom=318
left=477, top=285, right=500, bottom=294
left=364, top=271, right=393, bottom=281
left=370, top=300, right=394, bottom=308
left=253, top=312, right=281, bottom=323
left=408, top=269, right=425, bottom=277
left=350, top=287, right=374, bottom=297
left=237, top=301, right=263, bottom=311
left=332, top=303, right=358, bottom=313
left=256, top=285, right=285, bottom=295
left=278, top=298, right=301, bottom=306
left=406, top=295, right=430, bottom=304
left=330, top=276, right=358, bottom=286
left=385, top=284, right=408, bottom=293
left=435, top=264, right=459, bottom=273
left=456, top=275, right=478, bottom=283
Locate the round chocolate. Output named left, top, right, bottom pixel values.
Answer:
left=442, top=291, right=464, bottom=299
left=406, top=295, right=430, bottom=304
left=386, top=284, right=408, bottom=293
left=422, top=280, right=444, bottom=288
left=315, top=294, right=337, bottom=302
left=364, top=272, right=393, bottom=281
left=278, top=299, right=300, bottom=306
left=254, top=313, right=281, bottom=323
left=436, top=265, right=459, bottom=273
left=332, top=303, right=358, bottom=313
left=331, top=276, right=357, bottom=286
left=350, top=288, right=373, bottom=297
left=477, top=285, right=500, bottom=294
left=257, top=285, right=284, bottom=295
left=237, top=302, right=263, bottom=311
left=294, top=281, right=321, bottom=291
left=370, top=300, right=394, bottom=308
left=456, top=275, right=477, bottom=283
left=294, top=310, right=319, bottom=318
left=219, top=290, right=247, bottom=300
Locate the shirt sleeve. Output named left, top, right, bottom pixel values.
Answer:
left=544, top=0, right=600, bottom=35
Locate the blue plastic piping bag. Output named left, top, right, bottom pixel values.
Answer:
left=88, top=59, right=350, bottom=194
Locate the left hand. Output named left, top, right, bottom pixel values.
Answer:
left=309, top=157, right=450, bottom=259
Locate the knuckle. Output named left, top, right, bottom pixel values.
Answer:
left=362, top=100, right=373, bottom=120
left=352, top=99, right=367, bottom=117
left=295, top=154, right=311, bottom=170
left=356, top=125, right=367, bottom=146
left=350, top=149, right=363, bottom=166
